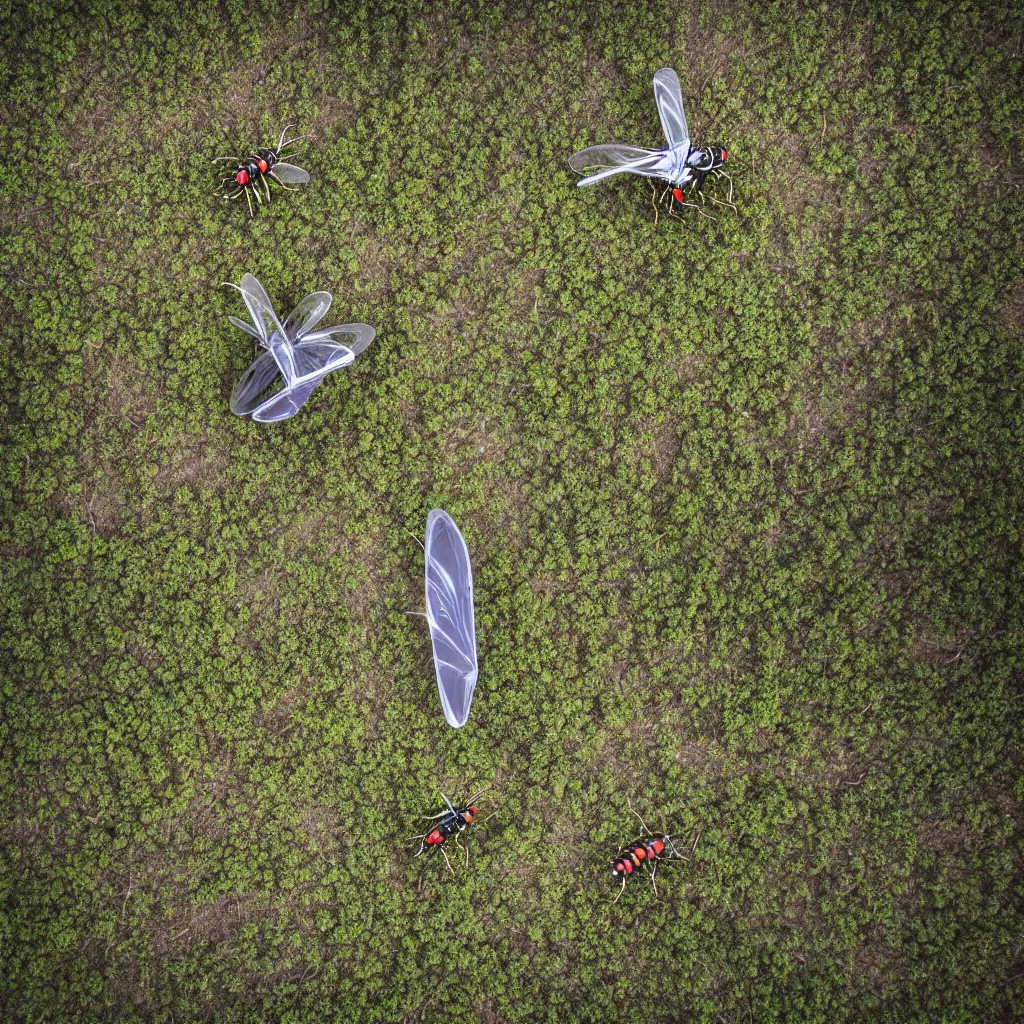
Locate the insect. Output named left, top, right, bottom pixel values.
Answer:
left=215, top=124, right=310, bottom=217
left=568, top=67, right=733, bottom=220
left=610, top=799, right=699, bottom=903
left=409, top=789, right=492, bottom=885
left=422, top=510, right=478, bottom=728
left=226, top=272, right=375, bottom=423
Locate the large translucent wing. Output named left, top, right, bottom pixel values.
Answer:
left=290, top=339, right=355, bottom=382
left=273, top=162, right=310, bottom=184
left=653, top=67, right=689, bottom=152
left=284, top=291, right=333, bottom=339
left=300, top=323, right=376, bottom=356
left=236, top=273, right=287, bottom=346
left=229, top=315, right=262, bottom=340
left=569, top=143, right=661, bottom=174
left=230, top=350, right=282, bottom=417
left=424, top=509, right=478, bottom=728
left=569, top=145, right=671, bottom=187
left=252, top=379, right=321, bottom=423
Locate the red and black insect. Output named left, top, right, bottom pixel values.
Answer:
left=214, top=124, right=310, bottom=217
left=654, top=148, right=734, bottom=225
left=409, top=788, right=492, bottom=885
left=611, top=799, right=698, bottom=902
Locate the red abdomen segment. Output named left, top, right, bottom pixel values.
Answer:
left=424, top=829, right=445, bottom=846
left=235, top=169, right=250, bottom=185
left=612, top=837, right=667, bottom=877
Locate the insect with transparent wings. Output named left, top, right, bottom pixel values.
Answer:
left=569, top=68, right=732, bottom=218
left=215, top=124, right=310, bottom=217
left=421, top=509, right=479, bottom=728
left=408, top=787, right=493, bottom=879
left=227, top=273, right=375, bottom=423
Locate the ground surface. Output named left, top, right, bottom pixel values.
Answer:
left=2, top=1, right=1024, bottom=1022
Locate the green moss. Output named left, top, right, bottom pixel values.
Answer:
left=1, top=1, right=1023, bottom=1021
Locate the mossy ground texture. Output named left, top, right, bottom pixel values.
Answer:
left=3, top=2, right=1024, bottom=1021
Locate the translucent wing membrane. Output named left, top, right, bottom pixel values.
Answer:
left=273, top=162, right=311, bottom=184
left=424, top=509, right=478, bottom=728
left=284, top=291, right=333, bottom=339
left=301, top=323, right=376, bottom=355
left=652, top=67, right=689, bottom=152
left=252, top=379, right=321, bottom=423
left=291, top=340, right=355, bottom=380
left=228, top=315, right=262, bottom=340
left=234, top=273, right=286, bottom=345
left=568, top=143, right=661, bottom=173
left=226, top=274, right=375, bottom=423
left=230, top=350, right=282, bottom=416
left=569, top=145, right=672, bottom=187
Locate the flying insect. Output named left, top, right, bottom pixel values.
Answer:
left=215, top=124, right=310, bottom=217
left=569, top=68, right=733, bottom=218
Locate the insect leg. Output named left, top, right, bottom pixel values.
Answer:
left=706, top=193, right=737, bottom=213
left=416, top=846, right=437, bottom=893
left=463, top=785, right=494, bottom=807
left=244, top=186, right=254, bottom=218
left=649, top=858, right=660, bottom=898
left=611, top=876, right=626, bottom=904
left=452, top=832, right=470, bottom=869
left=268, top=171, right=300, bottom=192
left=649, top=181, right=661, bottom=229
left=663, top=833, right=689, bottom=861
left=212, top=156, right=239, bottom=163
left=261, top=172, right=271, bottom=204
left=439, top=846, right=454, bottom=875
left=715, top=170, right=735, bottom=205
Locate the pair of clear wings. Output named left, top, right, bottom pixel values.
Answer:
left=228, top=273, right=375, bottom=423
left=423, top=510, right=478, bottom=729
left=568, top=67, right=699, bottom=188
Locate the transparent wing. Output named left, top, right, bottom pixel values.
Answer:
left=653, top=67, right=689, bottom=152
left=569, top=143, right=660, bottom=173
left=300, top=323, right=376, bottom=356
left=273, top=162, right=310, bottom=184
left=229, top=315, right=262, bottom=340
left=252, top=379, right=321, bottom=423
left=284, top=291, right=333, bottom=339
left=569, top=145, right=671, bottom=187
left=424, top=509, right=478, bottom=729
left=230, top=351, right=283, bottom=417
left=291, top=339, right=355, bottom=382
left=233, top=273, right=286, bottom=346
left=268, top=333, right=298, bottom=385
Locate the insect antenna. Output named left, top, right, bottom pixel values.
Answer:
left=277, top=123, right=307, bottom=153
left=627, top=796, right=654, bottom=837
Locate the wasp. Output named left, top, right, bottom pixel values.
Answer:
left=214, top=124, right=310, bottom=217
left=409, top=788, right=492, bottom=885
left=611, top=799, right=699, bottom=903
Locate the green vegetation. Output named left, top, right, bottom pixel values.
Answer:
left=2, top=1, right=1023, bottom=1020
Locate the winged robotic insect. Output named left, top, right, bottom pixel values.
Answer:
left=227, top=273, right=375, bottom=423
left=423, top=510, right=479, bottom=728
left=569, top=68, right=732, bottom=216
left=215, top=124, right=310, bottom=217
